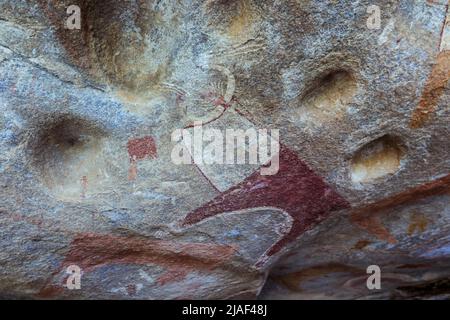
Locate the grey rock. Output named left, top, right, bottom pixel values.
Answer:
left=0, top=0, right=449, bottom=299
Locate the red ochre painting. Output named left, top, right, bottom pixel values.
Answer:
left=184, top=144, right=350, bottom=263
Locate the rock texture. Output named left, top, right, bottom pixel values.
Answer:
left=0, top=0, right=449, bottom=299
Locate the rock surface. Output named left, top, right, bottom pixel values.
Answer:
left=0, top=0, right=449, bottom=299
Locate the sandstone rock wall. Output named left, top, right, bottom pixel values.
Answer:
left=0, top=0, right=448, bottom=299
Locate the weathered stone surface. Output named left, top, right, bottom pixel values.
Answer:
left=0, top=0, right=449, bottom=299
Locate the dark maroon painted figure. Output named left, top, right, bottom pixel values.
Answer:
left=183, top=144, right=349, bottom=262
left=127, top=136, right=157, bottom=161
left=127, top=136, right=157, bottom=181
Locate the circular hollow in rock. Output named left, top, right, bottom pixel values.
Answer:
left=351, top=135, right=404, bottom=183
left=43, top=0, right=181, bottom=95
left=301, top=70, right=357, bottom=124
left=31, top=116, right=111, bottom=201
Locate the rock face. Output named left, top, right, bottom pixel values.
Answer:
left=0, top=0, right=449, bottom=299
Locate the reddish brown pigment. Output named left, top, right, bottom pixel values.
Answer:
left=128, top=161, right=138, bottom=181
left=127, top=136, right=157, bottom=161
left=36, top=0, right=92, bottom=71
left=63, top=233, right=235, bottom=279
left=38, top=233, right=237, bottom=298
left=353, top=174, right=450, bottom=217
left=183, top=144, right=349, bottom=261
left=352, top=215, right=397, bottom=244
left=351, top=174, right=450, bottom=242
left=36, top=285, right=64, bottom=299
left=410, top=51, right=450, bottom=128
left=275, top=263, right=363, bottom=292
left=184, top=92, right=232, bottom=129
left=127, top=136, right=157, bottom=180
